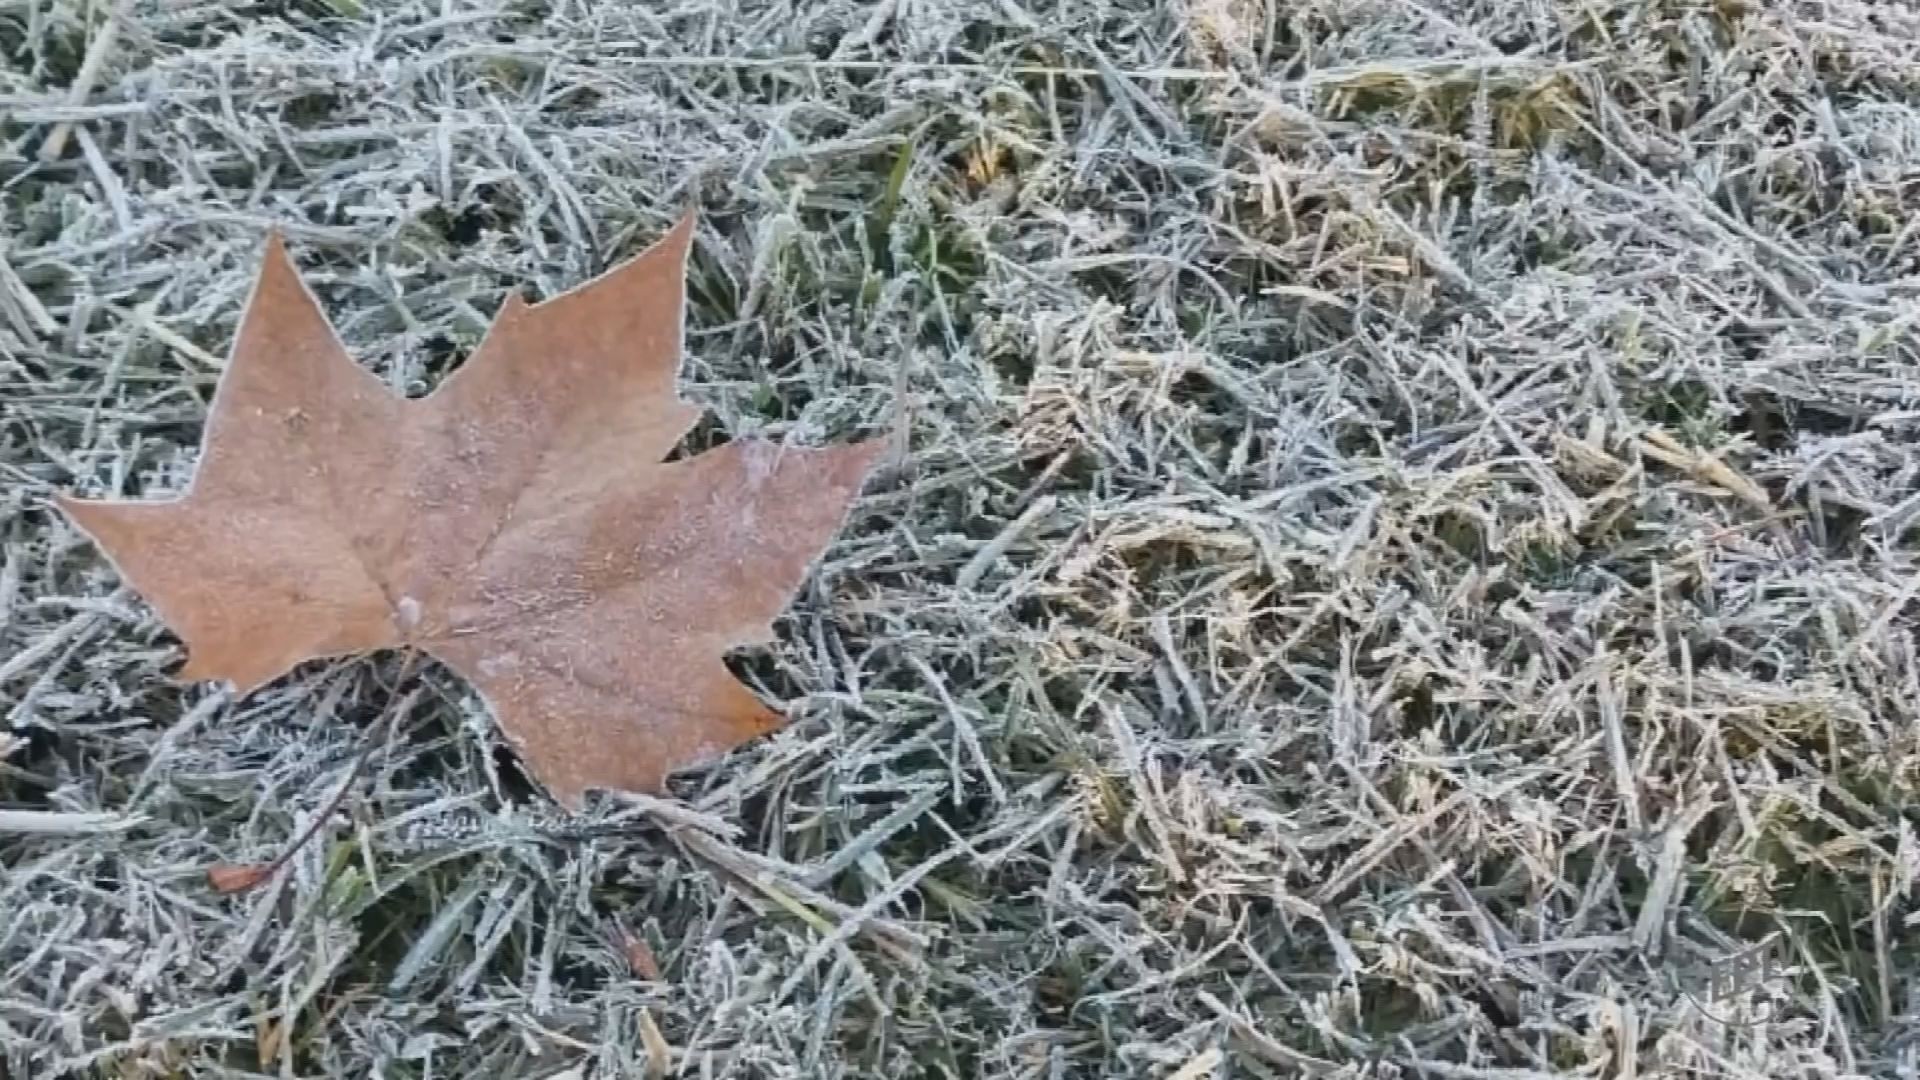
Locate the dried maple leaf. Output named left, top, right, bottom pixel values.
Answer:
left=56, top=213, right=881, bottom=809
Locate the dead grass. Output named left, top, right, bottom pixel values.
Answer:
left=5, top=0, right=1920, bottom=1077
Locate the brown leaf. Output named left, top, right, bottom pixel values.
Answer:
left=619, top=926, right=664, bottom=980
left=207, top=862, right=275, bottom=893
left=57, top=212, right=882, bottom=809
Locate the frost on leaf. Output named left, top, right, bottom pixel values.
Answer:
left=55, top=212, right=883, bottom=809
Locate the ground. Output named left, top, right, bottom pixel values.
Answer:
left=4, top=1, right=1920, bottom=1077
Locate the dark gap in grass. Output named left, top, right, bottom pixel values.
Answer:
left=760, top=362, right=815, bottom=419
left=720, top=649, right=799, bottom=711
left=1727, top=390, right=1858, bottom=451
left=250, top=0, right=354, bottom=26
left=664, top=411, right=738, bottom=463
left=0, top=22, right=41, bottom=69
left=549, top=944, right=610, bottom=999
left=984, top=340, right=1035, bottom=389
left=424, top=203, right=490, bottom=248
left=487, top=742, right=541, bottom=805
left=1424, top=509, right=1489, bottom=563
left=423, top=181, right=519, bottom=253
left=409, top=332, right=468, bottom=390
left=1808, top=499, right=1869, bottom=554
left=1635, top=377, right=1727, bottom=443
left=1395, top=676, right=1438, bottom=733
left=347, top=872, right=473, bottom=992
left=1109, top=538, right=1196, bottom=595
left=0, top=722, right=64, bottom=805
left=502, top=0, right=550, bottom=28
left=281, top=91, right=342, bottom=129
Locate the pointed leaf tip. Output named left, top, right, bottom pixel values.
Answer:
left=48, top=490, right=100, bottom=544
left=494, top=288, right=531, bottom=323
left=245, top=227, right=309, bottom=310
left=257, top=228, right=292, bottom=270
left=606, top=208, right=697, bottom=281
left=662, top=206, right=697, bottom=255
left=626, top=207, right=697, bottom=273
left=822, top=435, right=890, bottom=492
left=51, top=489, right=133, bottom=542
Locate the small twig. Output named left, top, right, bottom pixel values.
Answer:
left=1635, top=428, right=1773, bottom=513
left=0, top=809, right=146, bottom=835
left=955, top=493, right=1057, bottom=591
left=208, top=650, right=421, bottom=893
left=37, top=2, right=128, bottom=164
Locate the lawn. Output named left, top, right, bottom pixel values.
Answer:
left=5, top=1, right=1920, bottom=1077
